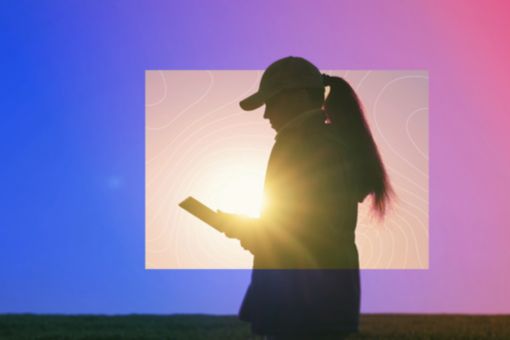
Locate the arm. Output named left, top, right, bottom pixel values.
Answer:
left=216, top=210, right=263, bottom=253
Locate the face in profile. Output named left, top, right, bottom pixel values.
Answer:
left=263, top=89, right=306, bottom=132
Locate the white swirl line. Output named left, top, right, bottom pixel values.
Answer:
left=146, top=70, right=215, bottom=131
left=406, top=107, right=429, bottom=160
left=355, top=71, right=372, bottom=91
left=146, top=97, right=264, bottom=190
left=374, top=175, right=427, bottom=268
left=387, top=221, right=396, bottom=269
left=375, top=226, right=383, bottom=267
left=145, top=118, right=268, bottom=222
left=356, top=225, right=375, bottom=267
left=373, top=75, right=429, bottom=178
left=146, top=127, right=269, bottom=241
left=396, top=206, right=424, bottom=268
left=393, top=212, right=424, bottom=268
left=145, top=70, right=168, bottom=107
left=394, top=184, right=429, bottom=206
left=146, top=71, right=262, bottom=165
left=147, top=143, right=267, bottom=244
left=146, top=132, right=269, bottom=243
left=387, top=165, right=428, bottom=193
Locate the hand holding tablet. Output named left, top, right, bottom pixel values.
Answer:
left=178, top=196, right=224, bottom=232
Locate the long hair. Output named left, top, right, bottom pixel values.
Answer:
left=311, top=75, right=395, bottom=221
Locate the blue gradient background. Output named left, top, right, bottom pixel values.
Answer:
left=1, top=1, right=509, bottom=314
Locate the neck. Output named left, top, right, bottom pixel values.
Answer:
left=276, top=107, right=324, bottom=137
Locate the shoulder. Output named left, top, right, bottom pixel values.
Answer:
left=273, top=120, right=349, bottom=166
left=305, top=125, right=348, bottom=161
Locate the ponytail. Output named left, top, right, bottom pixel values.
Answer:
left=321, top=74, right=395, bottom=221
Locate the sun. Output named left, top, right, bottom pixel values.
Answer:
left=203, top=159, right=266, bottom=218
left=216, top=172, right=265, bottom=218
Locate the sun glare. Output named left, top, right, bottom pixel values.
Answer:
left=204, top=161, right=266, bottom=218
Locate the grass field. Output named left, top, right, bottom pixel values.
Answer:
left=0, top=314, right=509, bottom=339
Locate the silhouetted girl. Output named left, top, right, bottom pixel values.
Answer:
left=219, top=56, right=394, bottom=339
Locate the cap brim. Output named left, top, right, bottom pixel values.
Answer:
left=239, top=91, right=266, bottom=111
left=240, top=87, right=282, bottom=111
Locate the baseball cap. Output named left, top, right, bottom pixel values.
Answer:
left=239, top=56, right=324, bottom=111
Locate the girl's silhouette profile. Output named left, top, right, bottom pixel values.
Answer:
left=217, top=56, right=394, bottom=339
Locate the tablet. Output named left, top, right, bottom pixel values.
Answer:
left=178, top=196, right=222, bottom=232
